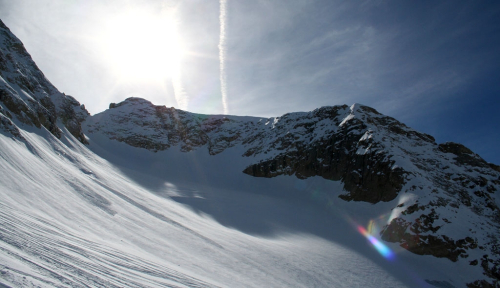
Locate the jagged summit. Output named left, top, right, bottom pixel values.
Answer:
left=108, top=96, right=158, bottom=109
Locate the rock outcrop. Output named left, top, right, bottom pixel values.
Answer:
left=0, top=19, right=88, bottom=143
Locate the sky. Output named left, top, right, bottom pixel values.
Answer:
left=0, top=0, right=499, bottom=164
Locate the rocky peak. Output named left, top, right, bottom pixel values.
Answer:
left=0, top=19, right=89, bottom=143
left=108, top=97, right=164, bottom=111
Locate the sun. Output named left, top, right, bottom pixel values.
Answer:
left=98, top=9, right=184, bottom=83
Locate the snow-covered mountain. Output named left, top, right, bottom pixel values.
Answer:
left=1, top=19, right=499, bottom=287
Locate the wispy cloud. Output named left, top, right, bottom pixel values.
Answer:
left=218, top=0, right=228, bottom=114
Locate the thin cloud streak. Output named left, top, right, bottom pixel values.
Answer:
left=218, top=0, right=228, bottom=114
left=172, top=16, right=188, bottom=110
left=172, top=74, right=188, bottom=110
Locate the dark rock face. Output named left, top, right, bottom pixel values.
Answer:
left=58, top=95, right=89, bottom=144
left=381, top=214, right=478, bottom=262
left=0, top=19, right=88, bottom=143
left=0, top=72, right=61, bottom=138
left=0, top=106, right=23, bottom=140
left=489, top=163, right=500, bottom=173
left=242, top=104, right=437, bottom=204
left=439, top=142, right=492, bottom=169
left=242, top=125, right=406, bottom=203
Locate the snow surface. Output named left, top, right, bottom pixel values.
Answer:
left=0, top=116, right=473, bottom=288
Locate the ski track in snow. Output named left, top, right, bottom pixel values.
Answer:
left=0, top=204, right=216, bottom=288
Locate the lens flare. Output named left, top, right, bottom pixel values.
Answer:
left=357, top=226, right=395, bottom=260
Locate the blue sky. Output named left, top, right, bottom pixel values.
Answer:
left=0, top=0, right=499, bottom=164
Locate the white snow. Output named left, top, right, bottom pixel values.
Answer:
left=0, top=118, right=469, bottom=287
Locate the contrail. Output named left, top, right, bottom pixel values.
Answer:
left=172, top=74, right=188, bottom=110
left=218, top=0, right=229, bottom=114
left=168, top=12, right=188, bottom=111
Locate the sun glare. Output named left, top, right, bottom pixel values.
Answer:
left=98, top=9, right=184, bottom=83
